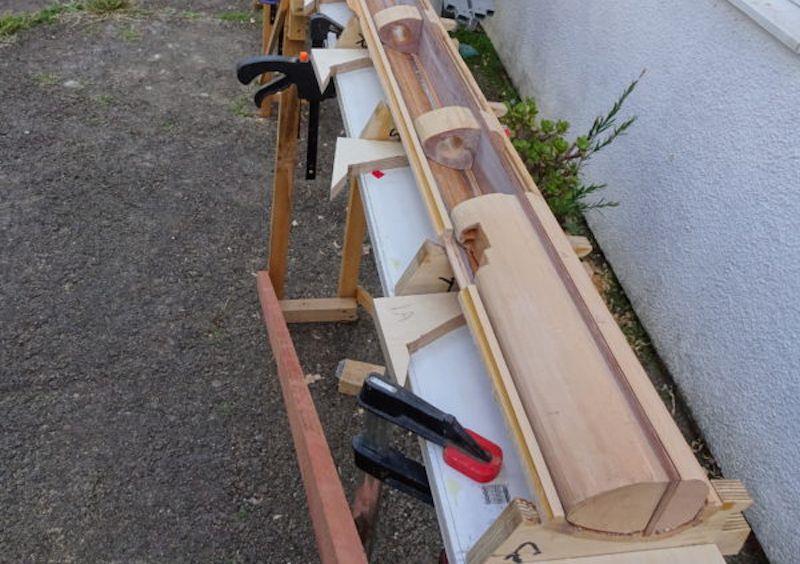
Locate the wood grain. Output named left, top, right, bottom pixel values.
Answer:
left=356, top=0, right=717, bottom=537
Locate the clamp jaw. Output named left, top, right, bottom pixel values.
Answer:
left=353, top=375, right=503, bottom=504
left=236, top=54, right=336, bottom=179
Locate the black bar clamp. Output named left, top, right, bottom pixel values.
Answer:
left=236, top=53, right=336, bottom=180
left=352, top=375, right=503, bottom=505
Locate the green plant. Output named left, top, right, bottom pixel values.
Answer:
left=218, top=11, right=257, bottom=23
left=502, top=72, right=643, bottom=226
left=85, top=0, right=130, bottom=14
left=119, top=24, right=140, bottom=41
left=0, top=3, right=75, bottom=37
left=229, top=95, right=252, bottom=118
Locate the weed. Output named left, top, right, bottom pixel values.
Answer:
left=161, top=119, right=177, bottom=133
left=93, top=93, right=114, bottom=106
left=0, top=0, right=127, bottom=39
left=85, top=0, right=130, bottom=15
left=451, top=26, right=516, bottom=101
left=119, top=24, right=141, bottom=41
left=219, top=401, right=233, bottom=417
left=0, top=3, right=73, bottom=38
left=182, top=10, right=202, bottom=20
left=218, top=11, right=257, bottom=24
left=502, top=73, right=643, bottom=226
left=229, top=96, right=252, bottom=118
left=34, top=73, right=60, bottom=87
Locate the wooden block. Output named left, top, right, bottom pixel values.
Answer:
left=712, top=479, right=753, bottom=512
left=336, top=359, right=386, bottom=395
left=487, top=100, right=508, bottom=119
left=280, top=297, right=358, bottom=323
left=439, top=16, right=457, bottom=32
left=330, top=137, right=408, bottom=199
left=360, top=100, right=396, bottom=140
left=413, top=106, right=481, bottom=170
left=311, top=48, right=372, bottom=92
left=374, top=5, right=423, bottom=53
left=394, top=239, right=454, bottom=295
left=567, top=234, right=593, bottom=259
left=717, top=512, right=751, bottom=555
left=373, top=293, right=463, bottom=385
left=336, top=15, right=363, bottom=48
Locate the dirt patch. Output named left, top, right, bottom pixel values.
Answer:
left=1, top=4, right=438, bottom=562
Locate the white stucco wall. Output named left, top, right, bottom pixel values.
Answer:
left=484, top=1, right=800, bottom=562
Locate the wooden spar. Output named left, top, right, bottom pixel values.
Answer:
left=356, top=0, right=718, bottom=536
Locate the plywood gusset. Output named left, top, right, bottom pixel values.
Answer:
left=353, top=0, right=735, bottom=540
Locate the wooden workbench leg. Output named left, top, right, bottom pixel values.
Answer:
left=352, top=475, right=383, bottom=555
left=338, top=176, right=366, bottom=298
left=267, top=11, right=306, bottom=298
left=258, top=2, right=274, bottom=118
left=267, top=86, right=300, bottom=299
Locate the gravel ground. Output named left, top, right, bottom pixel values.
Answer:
left=0, top=2, right=769, bottom=563
left=1, top=3, right=438, bottom=562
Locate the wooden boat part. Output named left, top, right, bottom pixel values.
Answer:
left=374, top=5, right=423, bottom=53
left=355, top=0, right=720, bottom=537
left=414, top=106, right=481, bottom=169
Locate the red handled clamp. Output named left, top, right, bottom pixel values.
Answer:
left=353, top=375, right=502, bottom=494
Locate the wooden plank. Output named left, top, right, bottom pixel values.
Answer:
left=256, top=272, right=368, bottom=564
left=337, top=176, right=367, bottom=298
left=267, top=12, right=305, bottom=298
left=311, top=48, right=372, bottom=92
left=258, top=2, right=275, bottom=118
left=356, top=0, right=719, bottom=537
left=330, top=137, right=407, bottom=199
left=373, top=292, right=463, bottom=385
left=394, top=239, right=453, bottom=295
left=336, top=358, right=386, bottom=395
left=280, top=297, right=358, bottom=323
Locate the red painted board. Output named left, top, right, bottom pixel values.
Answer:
left=257, top=271, right=367, bottom=564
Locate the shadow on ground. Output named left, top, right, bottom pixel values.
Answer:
left=0, top=3, right=439, bottom=562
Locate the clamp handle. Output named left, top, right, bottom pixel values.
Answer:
left=236, top=54, right=302, bottom=85
left=358, top=375, right=491, bottom=463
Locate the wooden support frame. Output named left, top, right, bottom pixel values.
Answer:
left=256, top=271, right=368, bottom=564
left=372, top=292, right=464, bottom=384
